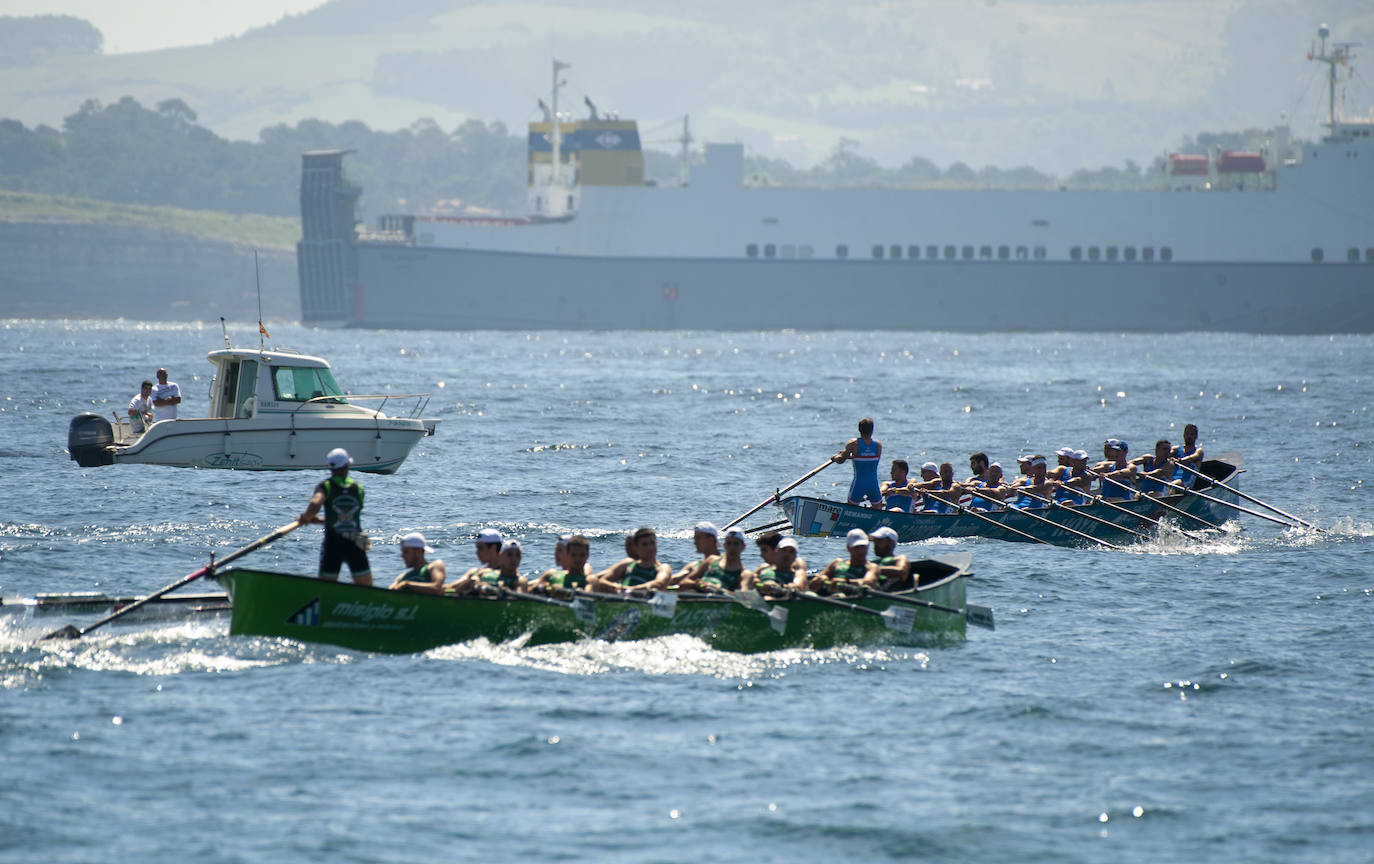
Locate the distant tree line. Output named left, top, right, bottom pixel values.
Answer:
left=0, top=95, right=1301, bottom=223
left=0, top=15, right=102, bottom=68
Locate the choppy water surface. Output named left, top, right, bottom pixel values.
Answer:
left=1, top=320, right=1371, bottom=863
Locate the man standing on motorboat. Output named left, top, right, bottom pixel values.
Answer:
left=152, top=368, right=181, bottom=422
left=298, top=447, right=372, bottom=585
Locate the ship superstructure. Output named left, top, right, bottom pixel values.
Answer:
left=297, top=30, right=1373, bottom=333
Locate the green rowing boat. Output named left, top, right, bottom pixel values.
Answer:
left=215, top=555, right=983, bottom=654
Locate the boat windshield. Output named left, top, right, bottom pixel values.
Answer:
left=271, top=366, right=348, bottom=404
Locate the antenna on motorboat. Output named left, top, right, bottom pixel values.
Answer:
left=220, top=317, right=231, bottom=349
left=254, top=249, right=269, bottom=349
left=1309, top=24, right=1361, bottom=127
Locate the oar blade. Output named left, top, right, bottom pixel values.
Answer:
left=965, top=604, right=996, bottom=631
left=732, top=589, right=769, bottom=612
left=880, top=605, right=916, bottom=633
left=572, top=596, right=597, bottom=624
left=40, top=624, right=82, bottom=641
left=648, top=591, right=678, bottom=619
left=768, top=605, right=788, bottom=634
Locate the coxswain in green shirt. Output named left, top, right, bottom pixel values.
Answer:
left=388, top=531, right=447, bottom=594
left=298, top=447, right=372, bottom=586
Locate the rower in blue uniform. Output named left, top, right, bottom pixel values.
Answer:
left=1054, top=449, right=1093, bottom=504
left=1171, top=424, right=1205, bottom=487
left=1092, top=439, right=1138, bottom=501
left=1133, top=439, right=1177, bottom=496
left=832, top=417, right=883, bottom=507
left=968, top=462, right=1008, bottom=511
left=1011, top=456, right=1054, bottom=509
left=881, top=459, right=915, bottom=512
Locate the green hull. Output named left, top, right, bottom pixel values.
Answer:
left=217, top=564, right=972, bottom=654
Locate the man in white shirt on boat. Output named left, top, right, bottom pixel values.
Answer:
left=152, top=368, right=181, bottom=422
left=127, top=380, right=154, bottom=434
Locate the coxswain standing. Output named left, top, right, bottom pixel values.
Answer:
left=298, top=447, right=372, bottom=585
left=832, top=417, right=883, bottom=507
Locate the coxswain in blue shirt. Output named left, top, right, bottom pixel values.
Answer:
left=832, top=417, right=883, bottom=506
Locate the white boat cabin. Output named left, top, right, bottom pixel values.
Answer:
left=207, top=348, right=378, bottom=420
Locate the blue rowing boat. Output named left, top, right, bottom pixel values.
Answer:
left=779, top=454, right=1243, bottom=547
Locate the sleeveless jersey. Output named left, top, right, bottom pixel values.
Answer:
left=397, top=563, right=432, bottom=583
left=701, top=563, right=744, bottom=591
left=1055, top=469, right=1090, bottom=504
left=847, top=438, right=882, bottom=503
left=322, top=476, right=363, bottom=536
left=623, top=562, right=659, bottom=587
left=884, top=487, right=915, bottom=512
left=546, top=568, right=588, bottom=590
left=755, top=565, right=790, bottom=584
left=1171, top=443, right=1203, bottom=487
left=1138, top=456, right=1171, bottom=495
left=479, top=570, right=521, bottom=590
left=830, top=560, right=869, bottom=581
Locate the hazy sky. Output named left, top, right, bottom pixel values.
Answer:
left=0, top=0, right=326, bottom=53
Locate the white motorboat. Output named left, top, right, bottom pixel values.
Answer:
left=67, top=346, right=439, bottom=473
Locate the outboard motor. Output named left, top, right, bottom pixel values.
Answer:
left=67, top=413, right=115, bottom=467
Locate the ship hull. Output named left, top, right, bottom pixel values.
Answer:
left=346, top=244, right=1373, bottom=333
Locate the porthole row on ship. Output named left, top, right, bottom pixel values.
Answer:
left=743, top=244, right=1374, bottom=263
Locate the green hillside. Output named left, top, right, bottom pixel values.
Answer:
left=0, top=189, right=297, bottom=248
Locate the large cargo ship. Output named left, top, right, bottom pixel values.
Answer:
left=297, top=29, right=1373, bottom=333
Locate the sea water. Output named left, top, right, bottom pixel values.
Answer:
left=0, top=320, right=1370, bottom=863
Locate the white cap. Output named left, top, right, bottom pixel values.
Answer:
left=1017, top=454, right=1033, bottom=464
left=870, top=526, right=899, bottom=543
left=989, top=461, right=1003, bottom=470
left=1030, top=455, right=1048, bottom=467
left=845, top=528, right=870, bottom=548
left=476, top=528, right=503, bottom=544
left=722, top=526, right=748, bottom=544
left=694, top=521, right=719, bottom=538
left=555, top=534, right=571, bottom=547
left=400, top=532, right=434, bottom=553
left=920, top=461, right=939, bottom=474
left=326, top=447, right=352, bottom=469
left=500, top=539, right=522, bottom=554
left=1055, top=446, right=1075, bottom=458
left=1073, top=449, right=1089, bottom=461
left=776, top=537, right=799, bottom=551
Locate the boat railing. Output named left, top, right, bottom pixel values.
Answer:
left=289, top=393, right=434, bottom=421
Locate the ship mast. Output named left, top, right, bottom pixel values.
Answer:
left=1309, top=24, right=1360, bottom=127
left=551, top=60, right=570, bottom=187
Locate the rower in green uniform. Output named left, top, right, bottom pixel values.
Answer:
left=679, top=527, right=752, bottom=592
left=450, top=539, right=529, bottom=595
left=867, top=526, right=910, bottom=590
left=533, top=534, right=592, bottom=593
left=669, top=522, right=721, bottom=586
left=388, top=532, right=447, bottom=594
left=592, top=528, right=672, bottom=593
left=806, top=528, right=879, bottom=593
left=744, top=536, right=806, bottom=595
left=298, top=447, right=372, bottom=585
left=446, top=527, right=502, bottom=595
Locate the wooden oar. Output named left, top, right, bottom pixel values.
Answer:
left=1175, top=462, right=1323, bottom=532
left=1014, top=488, right=1152, bottom=541
left=1084, top=469, right=1225, bottom=531
left=42, top=520, right=302, bottom=641
left=940, top=497, right=1056, bottom=546
left=723, top=459, right=833, bottom=529
left=860, top=586, right=995, bottom=630
left=980, top=495, right=1125, bottom=550
left=791, top=589, right=915, bottom=633
left=742, top=518, right=791, bottom=535
left=1151, top=476, right=1294, bottom=529
left=1070, top=488, right=1208, bottom=542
